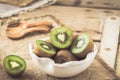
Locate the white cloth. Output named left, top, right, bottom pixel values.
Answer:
left=0, top=0, right=56, bottom=18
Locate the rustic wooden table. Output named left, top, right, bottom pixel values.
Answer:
left=0, top=5, right=120, bottom=80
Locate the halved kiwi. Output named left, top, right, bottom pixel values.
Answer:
left=34, top=40, right=56, bottom=57
left=54, top=50, right=76, bottom=64
left=50, top=27, right=73, bottom=49
left=70, top=34, right=94, bottom=58
left=3, top=55, right=26, bottom=78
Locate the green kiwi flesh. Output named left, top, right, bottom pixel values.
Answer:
left=70, top=34, right=94, bottom=58
left=34, top=40, right=56, bottom=57
left=3, top=55, right=26, bottom=78
left=50, top=27, right=73, bottom=49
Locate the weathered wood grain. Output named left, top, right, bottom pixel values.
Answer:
left=116, top=45, right=120, bottom=78
left=99, top=16, right=120, bottom=69
left=56, top=0, right=120, bottom=9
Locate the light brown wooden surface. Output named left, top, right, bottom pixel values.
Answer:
left=56, top=0, right=120, bottom=9
left=0, top=5, right=120, bottom=80
left=116, top=45, right=120, bottom=77
left=99, top=16, right=120, bottom=69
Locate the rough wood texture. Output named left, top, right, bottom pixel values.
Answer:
left=56, top=0, right=120, bottom=9
left=80, top=0, right=120, bottom=9
left=99, top=16, right=120, bottom=69
left=116, top=45, right=120, bottom=78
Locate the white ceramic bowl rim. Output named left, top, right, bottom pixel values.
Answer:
left=29, top=37, right=97, bottom=67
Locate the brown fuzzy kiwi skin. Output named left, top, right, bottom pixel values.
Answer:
left=75, top=38, right=94, bottom=59
left=54, top=50, right=76, bottom=64
left=73, top=32, right=78, bottom=40
left=33, top=43, right=54, bottom=57
left=6, top=71, right=24, bottom=78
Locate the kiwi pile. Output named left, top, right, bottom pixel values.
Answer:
left=34, top=27, right=94, bottom=64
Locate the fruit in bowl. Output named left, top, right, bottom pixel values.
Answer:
left=29, top=26, right=97, bottom=78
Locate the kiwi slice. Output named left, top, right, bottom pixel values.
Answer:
left=3, top=55, right=26, bottom=78
left=54, top=50, right=76, bottom=64
left=70, top=34, right=94, bottom=58
left=50, top=27, right=73, bottom=49
left=34, top=40, right=56, bottom=57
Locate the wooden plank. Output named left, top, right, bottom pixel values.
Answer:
left=80, top=0, right=120, bottom=9
left=56, top=0, right=76, bottom=6
left=99, top=16, right=120, bottom=69
left=56, top=0, right=120, bottom=9
left=116, top=45, right=120, bottom=77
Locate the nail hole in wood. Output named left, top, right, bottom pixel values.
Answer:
left=87, top=1, right=93, bottom=4
left=104, top=11, right=111, bottom=13
left=105, top=48, right=111, bottom=51
left=85, top=9, right=92, bottom=12
left=110, top=17, right=116, bottom=20
left=103, top=2, right=110, bottom=5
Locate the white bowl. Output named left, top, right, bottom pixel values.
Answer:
left=28, top=37, right=98, bottom=78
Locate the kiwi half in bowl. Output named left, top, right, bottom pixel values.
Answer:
left=3, top=55, right=26, bottom=78
left=34, top=40, right=56, bottom=57
left=70, top=34, right=94, bottom=58
left=50, top=27, right=73, bottom=49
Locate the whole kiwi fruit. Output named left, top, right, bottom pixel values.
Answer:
left=54, top=49, right=76, bottom=64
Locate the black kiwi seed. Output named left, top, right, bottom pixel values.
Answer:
left=54, top=50, right=76, bottom=64
left=3, top=55, right=26, bottom=78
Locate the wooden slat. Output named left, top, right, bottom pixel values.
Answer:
left=80, top=0, right=120, bottom=9
left=99, top=16, right=120, bottom=69
left=56, top=0, right=120, bottom=9
left=116, top=45, right=120, bottom=77
left=56, top=0, right=76, bottom=6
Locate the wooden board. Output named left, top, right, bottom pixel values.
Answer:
left=99, top=16, right=120, bottom=69
left=56, top=0, right=120, bottom=9
left=116, top=45, right=120, bottom=77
